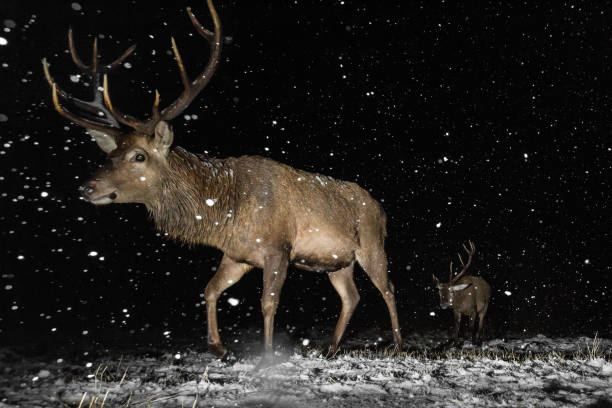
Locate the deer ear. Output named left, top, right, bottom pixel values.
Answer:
left=153, top=121, right=174, bottom=156
left=87, top=129, right=117, bottom=153
left=450, top=283, right=470, bottom=292
left=432, top=274, right=440, bottom=285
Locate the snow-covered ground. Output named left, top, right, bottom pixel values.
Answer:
left=1, top=332, right=611, bottom=407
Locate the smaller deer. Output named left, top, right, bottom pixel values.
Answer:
left=433, top=241, right=491, bottom=344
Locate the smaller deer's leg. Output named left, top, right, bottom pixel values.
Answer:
left=476, top=304, right=488, bottom=344
left=326, top=263, right=359, bottom=358
left=469, top=312, right=477, bottom=343
left=204, top=255, right=253, bottom=358
left=453, top=310, right=462, bottom=341
left=256, top=251, right=289, bottom=369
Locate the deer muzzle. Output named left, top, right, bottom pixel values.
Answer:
left=79, top=181, right=117, bottom=205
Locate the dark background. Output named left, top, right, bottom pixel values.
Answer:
left=1, top=0, right=610, bottom=350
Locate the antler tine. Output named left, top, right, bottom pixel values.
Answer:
left=91, top=37, right=100, bottom=72
left=68, top=28, right=89, bottom=70
left=457, top=252, right=465, bottom=267
left=188, top=7, right=233, bottom=45
left=50, top=82, right=122, bottom=137
left=92, top=38, right=99, bottom=72
left=159, top=0, right=222, bottom=121
left=187, top=6, right=215, bottom=40
left=103, top=43, right=137, bottom=72
left=152, top=90, right=161, bottom=122
left=449, top=261, right=453, bottom=282
left=103, top=75, right=151, bottom=132
left=42, top=58, right=71, bottom=101
left=170, top=37, right=191, bottom=89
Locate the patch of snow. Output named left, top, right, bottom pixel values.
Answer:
left=37, top=369, right=50, bottom=378
left=0, top=332, right=610, bottom=407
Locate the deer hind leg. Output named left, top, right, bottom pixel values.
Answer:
left=326, top=263, right=360, bottom=358
left=356, top=237, right=402, bottom=351
left=204, top=255, right=253, bottom=358
left=469, top=312, right=477, bottom=343
left=256, top=251, right=289, bottom=369
left=476, top=304, right=488, bottom=344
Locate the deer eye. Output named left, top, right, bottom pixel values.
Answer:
left=134, top=154, right=146, bottom=162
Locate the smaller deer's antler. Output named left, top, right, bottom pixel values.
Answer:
left=450, top=240, right=475, bottom=284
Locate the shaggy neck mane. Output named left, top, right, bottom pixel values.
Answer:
left=147, top=146, right=236, bottom=249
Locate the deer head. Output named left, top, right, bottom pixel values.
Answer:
left=433, top=241, right=475, bottom=309
left=42, top=0, right=222, bottom=206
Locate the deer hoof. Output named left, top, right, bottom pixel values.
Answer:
left=325, top=346, right=339, bottom=360
left=208, top=343, right=228, bottom=359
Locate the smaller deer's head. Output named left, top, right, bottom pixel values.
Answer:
left=432, top=240, right=476, bottom=309
left=432, top=275, right=470, bottom=309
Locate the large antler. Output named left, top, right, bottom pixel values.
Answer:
left=103, top=0, right=222, bottom=134
left=450, top=240, right=476, bottom=284
left=42, top=28, right=136, bottom=137
left=44, top=0, right=222, bottom=136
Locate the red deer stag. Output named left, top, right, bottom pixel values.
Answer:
left=42, top=0, right=402, bottom=366
left=432, top=241, right=491, bottom=344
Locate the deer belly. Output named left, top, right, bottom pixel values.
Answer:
left=290, top=236, right=356, bottom=272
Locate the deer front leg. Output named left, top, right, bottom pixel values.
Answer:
left=453, top=310, right=462, bottom=341
left=204, top=255, right=253, bottom=358
left=256, top=251, right=288, bottom=369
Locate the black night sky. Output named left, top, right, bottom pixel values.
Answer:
left=1, top=0, right=611, bottom=352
